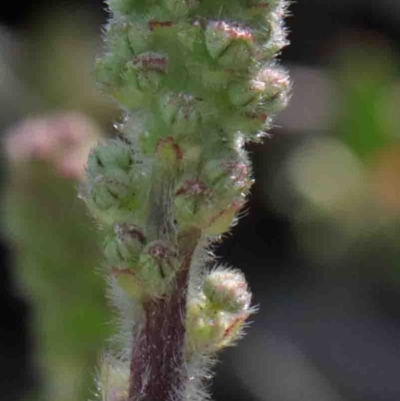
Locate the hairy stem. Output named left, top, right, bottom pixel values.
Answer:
left=129, top=250, right=195, bottom=401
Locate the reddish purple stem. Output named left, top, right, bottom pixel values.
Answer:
left=128, top=254, right=192, bottom=401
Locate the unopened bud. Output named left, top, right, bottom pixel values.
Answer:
left=163, top=0, right=199, bottom=17
left=95, top=55, right=123, bottom=91
left=205, top=21, right=254, bottom=69
left=90, top=169, right=130, bottom=211
left=105, top=224, right=146, bottom=264
left=91, top=180, right=120, bottom=211
left=87, top=140, right=132, bottom=177
left=201, top=66, right=232, bottom=90
left=115, top=223, right=146, bottom=254
left=122, top=52, right=168, bottom=95
left=256, top=67, right=291, bottom=114
left=202, top=158, right=251, bottom=198
left=186, top=300, right=225, bottom=353
left=186, top=298, right=251, bottom=353
left=156, top=136, right=183, bottom=171
left=205, top=201, right=241, bottom=236
left=174, top=177, right=245, bottom=235
left=105, top=20, right=132, bottom=60
left=138, top=240, right=180, bottom=296
left=216, top=313, right=249, bottom=350
left=177, top=22, right=202, bottom=51
left=203, top=269, right=251, bottom=313
left=174, top=178, right=209, bottom=227
left=256, top=67, right=290, bottom=102
left=127, top=20, right=151, bottom=54
left=111, top=267, right=143, bottom=298
left=229, top=67, right=290, bottom=114
left=228, top=80, right=262, bottom=108
left=188, top=314, right=225, bottom=353
left=175, top=178, right=207, bottom=197
left=159, top=92, right=201, bottom=135
left=104, top=237, right=126, bottom=264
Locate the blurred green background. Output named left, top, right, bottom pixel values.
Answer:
left=1, top=1, right=400, bottom=401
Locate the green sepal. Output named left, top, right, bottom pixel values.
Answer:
left=137, top=240, right=180, bottom=297
left=112, top=267, right=144, bottom=298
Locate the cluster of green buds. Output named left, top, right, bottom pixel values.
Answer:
left=82, top=1, right=290, bottom=400
left=186, top=267, right=253, bottom=354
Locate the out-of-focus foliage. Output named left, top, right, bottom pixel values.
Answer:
left=266, top=32, right=400, bottom=287
left=1, top=6, right=117, bottom=401
left=4, top=113, right=112, bottom=401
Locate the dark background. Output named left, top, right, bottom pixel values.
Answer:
left=2, top=1, right=400, bottom=401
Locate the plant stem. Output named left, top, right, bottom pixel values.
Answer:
left=129, top=249, right=195, bottom=401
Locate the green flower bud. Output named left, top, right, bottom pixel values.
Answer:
left=203, top=269, right=251, bottom=313
left=177, top=22, right=202, bottom=51
left=90, top=179, right=120, bottom=211
left=104, top=237, right=126, bottom=265
left=205, top=201, right=241, bottom=236
left=105, top=20, right=132, bottom=60
left=159, top=92, right=179, bottom=126
left=111, top=267, right=143, bottom=298
left=187, top=314, right=225, bottom=353
left=228, top=80, right=261, bottom=108
left=186, top=297, right=251, bottom=353
left=163, top=0, right=199, bottom=18
left=115, top=223, right=146, bottom=254
left=174, top=177, right=246, bottom=235
left=159, top=92, right=201, bottom=135
left=174, top=178, right=209, bottom=228
left=127, top=20, right=151, bottom=54
left=185, top=299, right=225, bottom=353
left=156, top=136, right=183, bottom=171
left=218, top=43, right=253, bottom=70
left=116, top=53, right=168, bottom=106
left=95, top=54, right=123, bottom=91
left=216, top=312, right=250, bottom=349
left=220, top=110, right=269, bottom=138
left=205, top=21, right=254, bottom=69
left=87, top=140, right=132, bottom=177
left=132, top=52, right=168, bottom=92
left=90, top=169, right=130, bottom=211
left=200, top=65, right=232, bottom=90
left=138, top=240, right=180, bottom=297
left=257, top=67, right=291, bottom=113
left=228, top=67, right=290, bottom=114
left=104, top=223, right=146, bottom=264
left=202, top=158, right=251, bottom=198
